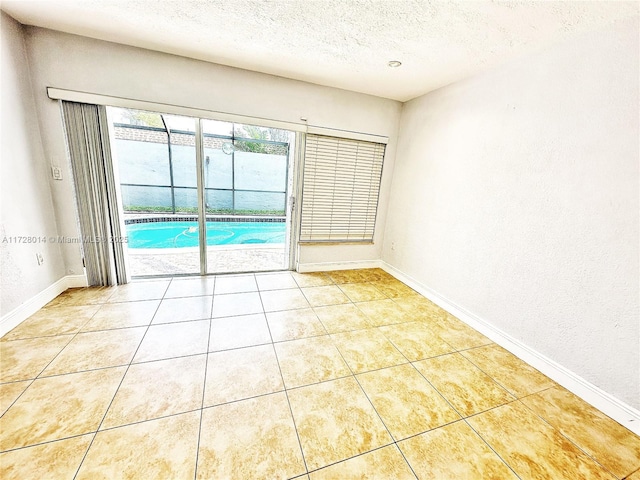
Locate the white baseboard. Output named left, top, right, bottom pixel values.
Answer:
left=381, top=262, right=640, bottom=436
left=65, top=274, right=89, bottom=288
left=0, top=274, right=88, bottom=338
left=296, top=259, right=382, bottom=273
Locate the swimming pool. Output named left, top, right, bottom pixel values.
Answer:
left=126, top=221, right=285, bottom=248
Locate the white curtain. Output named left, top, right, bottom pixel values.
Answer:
left=61, top=101, right=127, bottom=286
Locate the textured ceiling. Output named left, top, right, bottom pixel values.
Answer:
left=2, top=0, right=638, bottom=101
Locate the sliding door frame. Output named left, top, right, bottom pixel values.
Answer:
left=195, top=118, right=208, bottom=274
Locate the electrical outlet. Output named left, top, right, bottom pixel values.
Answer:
left=51, top=166, right=63, bottom=180
left=391, top=241, right=396, bottom=251
left=36, top=253, right=44, bottom=265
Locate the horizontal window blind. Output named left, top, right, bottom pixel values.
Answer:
left=300, top=134, right=385, bottom=242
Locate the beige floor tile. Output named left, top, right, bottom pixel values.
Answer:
left=0, top=434, right=92, bottom=480
left=357, top=364, right=460, bottom=440
left=291, top=271, right=334, bottom=287
left=152, top=295, right=212, bottom=324
left=379, top=321, right=454, bottom=361
left=256, top=272, right=299, bottom=290
left=5, top=269, right=627, bottom=480
left=260, top=288, right=310, bottom=312
left=314, top=304, right=372, bottom=333
left=213, top=274, right=257, bottom=294
left=393, top=295, right=446, bottom=322
left=204, top=345, right=283, bottom=406
left=361, top=268, right=396, bottom=282
left=80, top=300, right=160, bottom=332
left=107, top=280, right=170, bottom=302
left=431, top=314, right=492, bottom=350
left=521, top=387, right=640, bottom=478
left=209, top=313, right=271, bottom=351
left=3, top=305, right=101, bottom=340
left=0, top=380, right=31, bottom=416
left=47, top=287, right=115, bottom=306
left=356, top=299, right=411, bottom=327
left=102, top=355, right=207, bottom=428
left=301, top=285, right=350, bottom=307
left=288, top=376, right=392, bottom=471
left=275, top=335, right=351, bottom=388
left=197, top=392, right=306, bottom=479
left=338, top=282, right=387, bottom=302
left=133, top=320, right=210, bottom=362
left=326, top=269, right=370, bottom=284
left=398, top=420, right=517, bottom=479
left=212, top=292, right=263, bottom=317
left=309, top=445, right=415, bottom=479
left=414, top=353, right=514, bottom=417
left=0, top=335, right=73, bottom=382
left=461, top=344, right=555, bottom=398
left=164, top=276, right=215, bottom=298
left=332, top=328, right=407, bottom=374
left=0, top=367, right=126, bottom=450
left=42, top=327, right=146, bottom=376
left=77, top=411, right=200, bottom=480
left=266, top=308, right=327, bottom=342
left=627, top=469, right=640, bottom=480
left=468, top=402, right=616, bottom=480
left=372, top=280, right=417, bottom=298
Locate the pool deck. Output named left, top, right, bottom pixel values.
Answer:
left=127, top=244, right=287, bottom=276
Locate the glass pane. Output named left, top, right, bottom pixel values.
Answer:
left=120, top=185, right=173, bottom=213
left=202, top=118, right=233, bottom=136
left=234, top=191, right=285, bottom=215
left=205, top=189, right=233, bottom=214
left=112, top=138, right=169, bottom=186
left=234, top=123, right=289, bottom=142
left=172, top=144, right=198, bottom=187
left=111, top=107, right=164, bottom=128
left=109, top=107, right=200, bottom=276
left=174, top=187, right=198, bottom=213
left=234, top=151, right=287, bottom=192
left=163, top=115, right=196, bottom=133
left=204, top=149, right=232, bottom=189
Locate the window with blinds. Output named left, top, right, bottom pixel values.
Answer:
left=300, top=134, right=385, bottom=242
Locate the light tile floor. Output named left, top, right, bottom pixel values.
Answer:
left=1, top=268, right=639, bottom=479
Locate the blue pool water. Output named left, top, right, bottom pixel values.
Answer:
left=126, top=221, right=285, bottom=249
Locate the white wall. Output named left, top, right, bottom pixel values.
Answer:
left=0, top=13, right=66, bottom=315
left=22, top=27, right=402, bottom=275
left=383, top=17, right=639, bottom=408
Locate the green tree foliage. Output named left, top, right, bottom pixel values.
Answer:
left=122, top=109, right=164, bottom=128
left=234, top=125, right=289, bottom=154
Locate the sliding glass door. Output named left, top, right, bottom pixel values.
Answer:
left=202, top=120, right=290, bottom=274
left=107, top=107, right=293, bottom=277
left=108, top=108, right=203, bottom=276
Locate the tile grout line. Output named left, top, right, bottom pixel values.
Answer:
left=407, top=356, right=524, bottom=480
left=325, top=312, right=420, bottom=479
left=457, top=350, right=625, bottom=477
left=344, top=316, right=425, bottom=480
left=0, top=295, right=113, bottom=425
left=513, top=396, right=622, bottom=479
left=258, top=281, right=311, bottom=478
left=193, top=275, right=217, bottom=480
left=71, top=278, right=172, bottom=480
left=3, top=270, right=626, bottom=478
